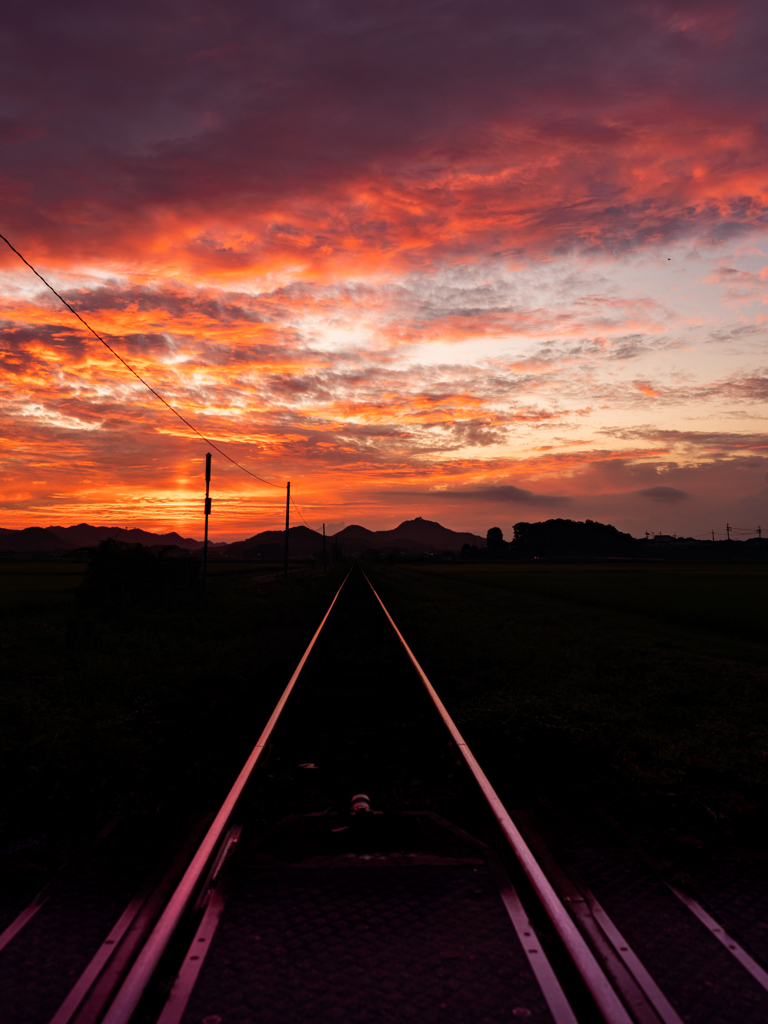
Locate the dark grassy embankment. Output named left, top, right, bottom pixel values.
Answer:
left=368, top=563, right=768, bottom=863
left=0, top=560, right=344, bottom=847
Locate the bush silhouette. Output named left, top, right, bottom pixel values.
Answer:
left=79, top=538, right=199, bottom=609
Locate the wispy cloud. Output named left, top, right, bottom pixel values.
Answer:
left=636, top=486, right=691, bottom=503
left=425, top=485, right=569, bottom=506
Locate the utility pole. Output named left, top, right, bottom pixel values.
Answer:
left=711, top=529, right=715, bottom=543
left=322, top=523, right=326, bottom=571
left=284, top=481, right=290, bottom=578
left=726, top=522, right=731, bottom=541
left=203, top=452, right=212, bottom=593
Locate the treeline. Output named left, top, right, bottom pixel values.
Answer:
left=461, top=519, right=767, bottom=562
left=78, top=538, right=200, bottom=609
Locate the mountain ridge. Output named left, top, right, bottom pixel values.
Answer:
left=48, top=523, right=203, bottom=550
left=227, top=517, right=485, bottom=557
left=0, top=517, right=485, bottom=554
left=0, top=523, right=203, bottom=552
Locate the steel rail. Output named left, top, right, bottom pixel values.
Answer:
left=667, top=884, right=768, bottom=994
left=101, top=568, right=352, bottom=1024
left=363, top=569, right=634, bottom=1024
left=0, top=817, right=123, bottom=956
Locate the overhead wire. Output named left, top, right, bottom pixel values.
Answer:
left=290, top=495, right=313, bottom=529
left=649, top=528, right=763, bottom=540
left=4, top=238, right=764, bottom=547
left=0, top=233, right=283, bottom=489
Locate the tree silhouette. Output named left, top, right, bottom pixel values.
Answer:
left=486, top=527, right=506, bottom=550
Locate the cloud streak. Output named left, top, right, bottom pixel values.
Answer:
left=426, top=485, right=570, bottom=506
left=636, top=486, right=691, bottom=503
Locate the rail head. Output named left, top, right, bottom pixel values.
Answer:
left=361, top=568, right=634, bottom=1024
left=101, top=568, right=352, bottom=1024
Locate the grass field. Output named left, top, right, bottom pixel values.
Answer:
left=427, top=562, right=768, bottom=643
left=0, top=561, right=343, bottom=846
left=2, top=558, right=767, bottom=869
left=369, top=562, right=768, bottom=857
left=0, top=563, right=88, bottom=613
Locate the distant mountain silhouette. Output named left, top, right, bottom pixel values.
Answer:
left=0, top=522, right=202, bottom=552
left=218, top=518, right=484, bottom=559
left=48, top=524, right=202, bottom=550
left=0, top=527, right=70, bottom=552
left=225, top=525, right=323, bottom=559
left=0, top=516, right=484, bottom=557
left=334, top=517, right=485, bottom=553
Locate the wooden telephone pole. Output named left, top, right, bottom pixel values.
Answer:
left=322, top=523, right=326, bottom=571
left=284, top=482, right=290, bottom=578
left=203, top=453, right=212, bottom=593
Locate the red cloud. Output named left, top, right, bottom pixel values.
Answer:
left=3, top=1, right=768, bottom=536
left=0, top=0, right=766, bottom=275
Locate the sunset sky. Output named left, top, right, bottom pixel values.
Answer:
left=2, top=1, right=768, bottom=541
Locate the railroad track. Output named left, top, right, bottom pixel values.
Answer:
left=2, top=564, right=767, bottom=1023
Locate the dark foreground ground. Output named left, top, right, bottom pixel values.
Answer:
left=0, top=561, right=340, bottom=860
left=370, top=563, right=768, bottom=877
left=2, top=558, right=767, bottom=888
left=2, top=559, right=768, bottom=1023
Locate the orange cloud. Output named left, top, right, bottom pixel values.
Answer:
left=4, top=1, right=768, bottom=537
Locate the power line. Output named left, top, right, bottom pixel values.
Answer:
left=2, top=233, right=325, bottom=535
left=290, top=495, right=313, bottom=530
left=0, top=233, right=282, bottom=489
